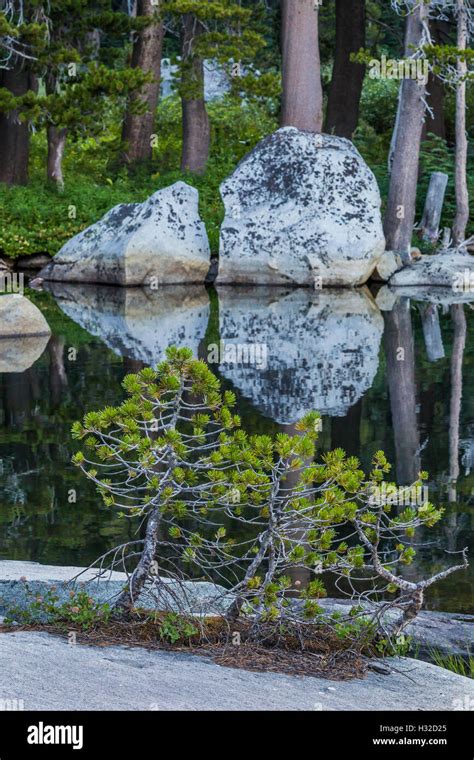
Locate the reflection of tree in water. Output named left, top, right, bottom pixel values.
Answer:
left=383, top=298, right=420, bottom=485
left=448, top=304, right=467, bottom=503
left=0, top=316, right=133, bottom=564
left=385, top=300, right=473, bottom=611
left=0, top=457, right=32, bottom=507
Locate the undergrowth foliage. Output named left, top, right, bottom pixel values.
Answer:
left=71, top=347, right=468, bottom=649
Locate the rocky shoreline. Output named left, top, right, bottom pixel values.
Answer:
left=1, top=561, right=472, bottom=661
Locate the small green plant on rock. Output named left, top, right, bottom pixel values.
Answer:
left=4, top=583, right=111, bottom=631
left=157, top=613, right=198, bottom=645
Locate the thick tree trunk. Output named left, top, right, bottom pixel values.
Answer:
left=325, top=0, right=365, bottom=139
left=47, top=126, right=68, bottom=190
left=0, top=66, right=32, bottom=185
left=180, top=14, right=210, bottom=175
left=121, top=0, right=164, bottom=166
left=448, top=304, right=466, bottom=503
left=422, top=19, right=448, bottom=141
left=280, top=0, right=323, bottom=132
left=384, top=1, right=430, bottom=262
left=452, top=0, right=469, bottom=246
left=383, top=299, right=420, bottom=485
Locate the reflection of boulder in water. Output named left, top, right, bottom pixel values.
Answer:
left=0, top=295, right=51, bottom=372
left=0, top=335, right=51, bottom=373
left=46, top=283, right=210, bottom=365
left=216, top=287, right=383, bottom=423
left=386, top=285, right=474, bottom=306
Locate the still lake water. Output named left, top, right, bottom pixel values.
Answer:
left=0, top=282, right=473, bottom=613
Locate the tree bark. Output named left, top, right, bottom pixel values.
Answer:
left=280, top=0, right=323, bottom=132
left=452, top=0, right=469, bottom=246
left=47, top=126, right=68, bottom=190
left=383, top=299, right=420, bottom=485
left=121, top=0, right=164, bottom=166
left=448, top=304, right=466, bottom=503
left=180, top=14, right=210, bottom=175
left=114, top=504, right=161, bottom=613
left=384, top=1, right=430, bottom=262
left=0, top=65, right=32, bottom=185
left=422, top=19, right=448, bottom=141
left=418, top=171, right=449, bottom=243
left=325, top=0, right=365, bottom=139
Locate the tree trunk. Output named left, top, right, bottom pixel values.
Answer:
left=389, top=587, right=424, bottom=639
left=280, top=0, right=323, bottom=132
left=180, top=14, right=210, bottom=175
left=422, top=19, right=448, bottom=141
left=325, top=0, right=365, bottom=139
left=0, top=66, right=32, bottom=185
left=121, top=0, right=164, bottom=166
left=47, top=126, right=68, bottom=190
left=384, top=299, right=420, bottom=485
left=418, top=171, right=449, bottom=243
left=448, top=304, right=466, bottom=503
left=452, top=0, right=469, bottom=246
left=384, top=1, right=430, bottom=262
left=114, top=504, right=161, bottom=613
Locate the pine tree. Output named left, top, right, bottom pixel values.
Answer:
left=0, top=1, right=46, bottom=184
left=0, top=0, right=150, bottom=189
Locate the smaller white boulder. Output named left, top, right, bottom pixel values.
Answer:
left=0, top=295, right=51, bottom=338
left=39, top=182, right=211, bottom=286
left=390, top=252, right=474, bottom=290
left=0, top=295, right=51, bottom=372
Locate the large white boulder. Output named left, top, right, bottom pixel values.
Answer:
left=217, top=127, right=385, bottom=286
left=39, top=182, right=211, bottom=286
left=215, top=286, right=383, bottom=423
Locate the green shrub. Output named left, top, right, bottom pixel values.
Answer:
left=4, top=584, right=111, bottom=631
left=157, top=612, right=198, bottom=645
left=0, top=94, right=276, bottom=259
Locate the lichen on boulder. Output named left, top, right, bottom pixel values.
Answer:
left=217, top=127, right=385, bottom=287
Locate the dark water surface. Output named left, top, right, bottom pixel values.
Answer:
left=0, top=283, right=472, bottom=613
